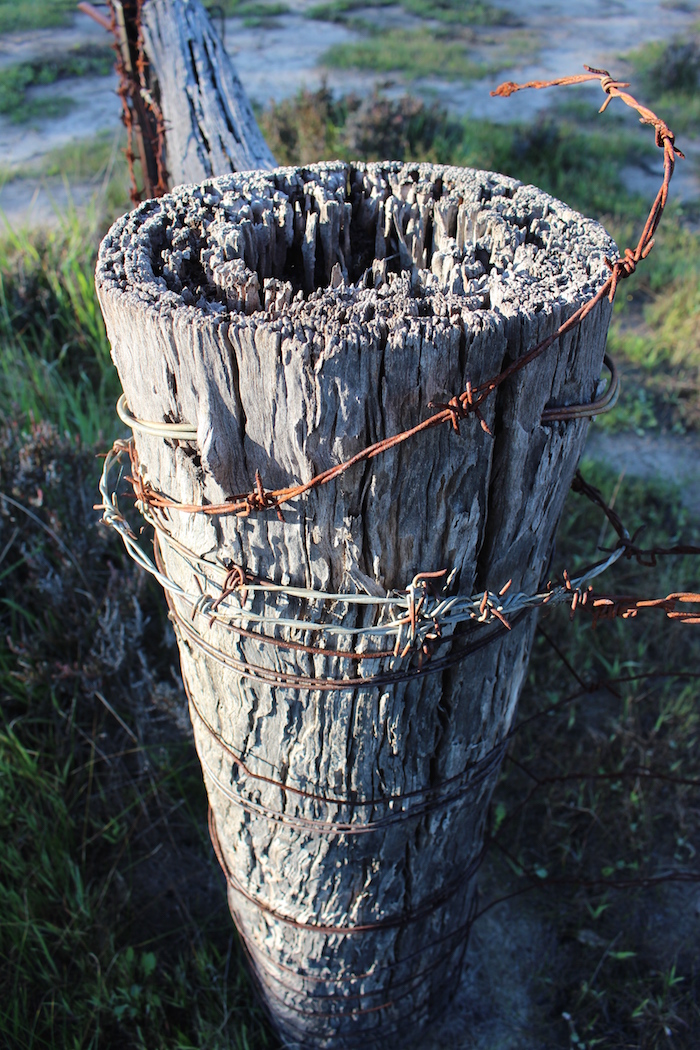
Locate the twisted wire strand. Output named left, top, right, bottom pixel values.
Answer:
left=99, top=441, right=627, bottom=668
left=234, top=901, right=472, bottom=1045
left=170, top=588, right=523, bottom=690
left=115, top=353, right=619, bottom=442
left=106, top=69, right=678, bottom=527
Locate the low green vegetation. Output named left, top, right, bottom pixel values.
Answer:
left=604, top=28, right=700, bottom=432
left=261, top=84, right=700, bottom=434
left=322, top=27, right=492, bottom=81
left=2, top=56, right=699, bottom=1049
left=0, top=45, right=114, bottom=126
left=498, top=461, right=700, bottom=1048
left=0, top=0, right=76, bottom=33
left=261, top=87, right=650, bottom=214
left=204, top=0, right=289, bottom=24
left=622, top=31, right=700, bottom=132
left=0, top=418, right=274, bottom=1049
left=0, top=212, right=119, bottom=444
left=604, top=215, right=700, bottom=433
left=1, top=129, right=126, bottom=184
left=308, top=0, right=517, bottom=27
left=34, top=129, right=124, bottom=182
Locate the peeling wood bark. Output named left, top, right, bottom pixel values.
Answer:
left=96, top=161, right=616, bottom=1048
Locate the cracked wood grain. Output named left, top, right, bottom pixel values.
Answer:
left=140, top=0, right=276, bottom=186
left=96, top=161, right=615, bottom=1048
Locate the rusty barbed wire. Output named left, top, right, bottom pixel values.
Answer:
left=586, top=590, right=700, bottom=624
left=472, top=661, right=700, bottom=922
left=80, top=1, right=169, bottom=202
left=572, top=471, right=700, bottom=566
left=164, top=582, right=519, bottom=691
left=567, top=470, right=700, bottom=624
left=117, top=68, right=682, bottom=521
left=99, top=445, right=700, bottom=713
left=132, top=0, right=168, bottom=197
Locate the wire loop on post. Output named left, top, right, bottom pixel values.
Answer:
left=542, top=353, right=620, bottom=423
left=116, top=393, right=198, bottom=440
left=98, top=440, right=636, bottom=688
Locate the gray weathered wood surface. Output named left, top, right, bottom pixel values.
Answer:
left=140, top=0, right=276, bottom=187
left=96, top=161, right=615, bottom=1048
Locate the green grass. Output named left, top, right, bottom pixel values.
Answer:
left=33, top=130, right=125, bottom=182
left=322, top=27, right=493, bottom=81
left=308, top=0, right=518, bottom=27
left=0, top=45, right=114, bottom=126
left=0, top=210, right=121, bottom=446
left=621, top=33, right=700, bottom=133
left=0, top=421, right=274, bottom=1050
left=0, top=0, right=76, bottom=33
left=261, top=83, right=700, bottom=434
left=496, top=462, right=700, bottom=1048
left=597, top=211, right=700, bottom=433
left=596, top=29, right=700, bottom=431
left=204, top=0, right=289, bottom=24
left=0, top=130, right=133, bottom=225
left=1, top=129, right=126, bottom=183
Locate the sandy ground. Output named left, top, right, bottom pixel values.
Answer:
left=1, top=1, right=699, bottom=498
left=586, top=428, right=700, bottom=520
left=0, top=0, right=699, bottom=229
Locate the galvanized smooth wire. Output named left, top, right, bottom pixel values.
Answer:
left=100, top=442, right=627, bottom=651
left=117, top=392, right=199, bottom=439
left=114, top=351, right=618, bottom=444
left=137, top=459, right=627, bottom=637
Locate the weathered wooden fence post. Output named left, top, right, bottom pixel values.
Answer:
left=95, top=160, right=615, bottom=1047
left=80, top=0, right=276, bottom=199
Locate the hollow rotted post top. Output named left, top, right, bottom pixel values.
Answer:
left=95, top=161, right=615, bottom=599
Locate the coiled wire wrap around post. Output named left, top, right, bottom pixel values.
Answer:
left=98, top=439, right=627, bottom=681
left=541, top=353, right=619, bottom=422
left=115, top=353, right=619, bottom=444
left=116, top=392, right=199, bottom=440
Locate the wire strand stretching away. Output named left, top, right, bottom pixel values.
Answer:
left=111, top=69, right=679, bottom=520
left=98, top=441, right=631, bottom=666
left=114, top=353, right=618, bottom=443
